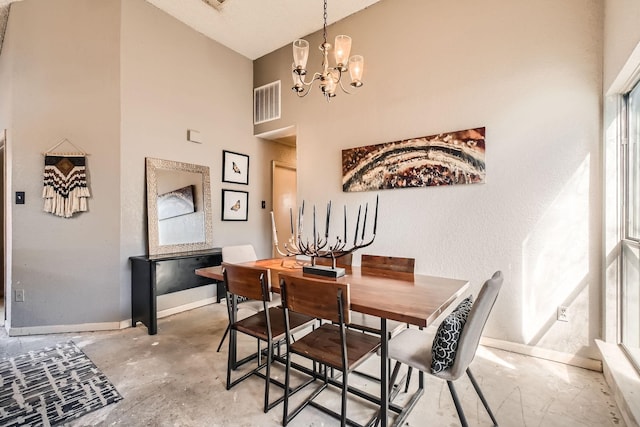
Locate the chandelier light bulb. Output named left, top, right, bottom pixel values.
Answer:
left=334, top=35, right=352, bottom=71
left=293, top=39, right=309, bottom=72
left=349, top=55, right=364, bottom=87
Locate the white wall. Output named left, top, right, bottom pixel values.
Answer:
left=255, top=0, right=604, bottom=359
left=603, top=0, right=640, bottom=92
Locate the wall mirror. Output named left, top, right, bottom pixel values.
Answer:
left=146, top=157, right=213, bottom=255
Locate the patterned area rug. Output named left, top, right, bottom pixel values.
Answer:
left=0, top=341, right=122, bottom=427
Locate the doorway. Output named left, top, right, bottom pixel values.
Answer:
left=272, top=161, right=297, bottom=258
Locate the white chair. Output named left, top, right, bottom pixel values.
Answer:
left=216, top=245, right=281, bottom=352
left=222, top=244, right=259, bottom=265
left=385, top=271, right=503, bottom=427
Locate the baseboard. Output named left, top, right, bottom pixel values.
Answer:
left=156, top=297, right=217, bottom=320
left=7, top=298, right=218, bottom=336
left=9, top=321, right=123, bottom=336
left=480, top=336, right=603, bottom=372
left=596, top=340, right=640, bottom=427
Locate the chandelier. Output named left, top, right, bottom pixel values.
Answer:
left=291, top=0, right=364, bottom=100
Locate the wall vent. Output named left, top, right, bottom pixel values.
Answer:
left=254, top=81, right=281, bottom=125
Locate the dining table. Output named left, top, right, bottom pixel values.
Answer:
left=195, top=257, right=470, bottom=427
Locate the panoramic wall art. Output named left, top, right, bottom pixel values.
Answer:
left=342, top=127, right=486, bottom=192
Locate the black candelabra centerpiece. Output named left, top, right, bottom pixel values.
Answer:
left=270, top=196, right=378, bottom=278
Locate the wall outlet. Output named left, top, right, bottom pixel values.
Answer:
left=557, top=305, right=568, bottom=322
left=15, top=289, right=25, bottom=302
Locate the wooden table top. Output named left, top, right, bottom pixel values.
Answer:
left=195, top=258, right=469, bottom=328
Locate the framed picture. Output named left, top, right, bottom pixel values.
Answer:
left=222, top=150, right=249, bottom=185
left=221, top=189, right=248, bottom=221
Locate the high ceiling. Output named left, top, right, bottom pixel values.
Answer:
left=145, top=0, right=381, bottom=60
left=0, top=0, right=381, bottom=60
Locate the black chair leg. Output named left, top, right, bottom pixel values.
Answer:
left=467, top=368, right=498, bottom=426
left=404, top=367, right=413, bottom=392
left=341, top=367, right=348, bottom=427
left=447, top=381, right=469, bottom=427
left=264, top=339, right=272, bottom=413
left=217, top=323, right=230, bottom=352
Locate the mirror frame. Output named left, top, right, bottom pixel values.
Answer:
left=146, top=157, right=213, bottom=255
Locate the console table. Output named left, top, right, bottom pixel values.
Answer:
left=130, top=248, right=222, bottom=335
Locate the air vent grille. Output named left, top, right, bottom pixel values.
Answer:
left=254, top=81, right=281, bottom=125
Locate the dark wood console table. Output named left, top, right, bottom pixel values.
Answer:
left=130, top=248, right=222, bottom=335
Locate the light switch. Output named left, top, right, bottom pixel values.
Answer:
left=16, top=191, right=25, bottom=204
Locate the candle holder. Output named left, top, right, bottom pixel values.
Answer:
left=271, top=196, right=378, bottom=278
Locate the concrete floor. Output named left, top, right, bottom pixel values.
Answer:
left=0, top=303, right=626, bottom=427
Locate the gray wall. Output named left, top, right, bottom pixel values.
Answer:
left=254, top=0, right=604, bottom=359
left=0, top=0, right=292, bottom=331
left=3, top=0, right=122, bottom=330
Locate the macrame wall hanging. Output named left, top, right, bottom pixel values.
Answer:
left=42, top=138, right=91, bottom=218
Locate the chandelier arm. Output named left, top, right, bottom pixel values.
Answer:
left=295, top=88, right=313, bottom=98
left=338, top=78, right=355, bottom=95
left=293, top=72, right=325, bottom=97
left=296, top=72, right=323, bottom=87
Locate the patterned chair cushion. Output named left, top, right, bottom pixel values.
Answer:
left=431, top=296, right=474, bottom=374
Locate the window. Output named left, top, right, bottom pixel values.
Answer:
left=627, top=84, right=640, bottom=240
left=621, top=81, right=640, bottom=368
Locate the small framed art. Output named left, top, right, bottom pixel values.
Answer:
left=221, top=189, right=248, bottom=221
left=222, top=150, right=249, bottom=185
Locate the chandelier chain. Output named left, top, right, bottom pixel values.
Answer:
left=323, top=0, right=328, bottom=45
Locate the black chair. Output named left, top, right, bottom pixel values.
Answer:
left=216, top=244, right=281, bottom=352
left=223, top=263, right=315, bottom=413
left=280, top=272, right=381, bottom=427
left=385, top=271, right=503, bottom=426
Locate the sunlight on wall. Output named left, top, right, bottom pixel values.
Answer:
left=522, top=155, right=590, bottom=344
